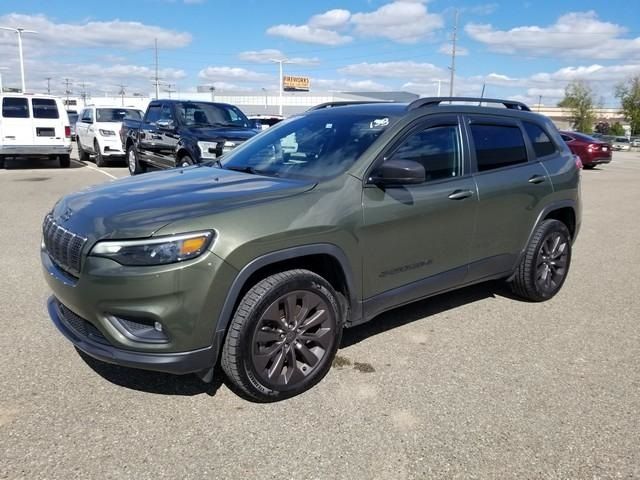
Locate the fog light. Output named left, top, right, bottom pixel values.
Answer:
left=154, top=321, right=163, bottom=332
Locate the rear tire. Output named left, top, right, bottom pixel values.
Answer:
left=127, top=144, right=146, bottom=175
left=0, top=156, right=5, bottom=169
left=77, top=139, right=90, bottom=162
left=94, top=140, right=106, bottom=167
left=583, top=164, right=595, bottom=170
left=509, top=219, right=572, bottom=302
left=59, top=154, right=71, bottom=168
left=221, top=269, right=343, bottom=402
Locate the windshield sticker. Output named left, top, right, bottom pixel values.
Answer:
left=370, top=118, right=389, bottom=128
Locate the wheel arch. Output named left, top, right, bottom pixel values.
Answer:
left=213, top=244, right=359, bottom=349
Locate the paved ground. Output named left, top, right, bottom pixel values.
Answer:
left=1, top=150, right=639, bottom=479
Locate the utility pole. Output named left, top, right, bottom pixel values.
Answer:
left=448, top=9, right=458, bottom=99
left=0, top=27, right=38, bottom=92
left=79, top=81, right=89, bottom=105
left=164, top=83, right=175, bottom=99
left=209, top=85, right=216, bottom=102
left=45, top=76, right=51, bottom=94
left=63, top=78, right=72, bottom=109
left=538, top=95, right=543, bottom=112
left=154, top=38, right=160, bottom=100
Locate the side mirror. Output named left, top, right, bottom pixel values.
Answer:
left=156, top=119, right=175, bottom=130
left=369, top=159, right=425, bottom=186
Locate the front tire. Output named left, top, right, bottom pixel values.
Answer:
left=221, top=269, right=343, bottom=402
left=127, top=144, right=146, bottom=175
left=178, top=154, right=194, bottom=168
left=509, top=219, right=572, bottom=302
left=94, top=140, right=106, bottom=167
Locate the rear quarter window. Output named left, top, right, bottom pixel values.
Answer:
left=523, top=121, right=556, bottom=158
left=2, top=97, right=29, bottom=118
left=470, top=124, right=528, bottom=172
left=32, top=99, right=59, bottom=119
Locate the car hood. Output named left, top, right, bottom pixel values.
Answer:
left=184, top=126, right=258, bottom=141
left=51, top=166, right=315, bottom=241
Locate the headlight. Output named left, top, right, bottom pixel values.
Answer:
left=99, top=129, right=116, bottom=137
left=197, top=141, right=219, bottom=159
left=222, top=140, right=237, bottom=154
left=90, top=231, right=214, bottom=266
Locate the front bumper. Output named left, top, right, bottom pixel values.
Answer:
left=48, top=297, right=217, bottom=374
left=99, top=138, right=125, bottom=157
left=0, top=144, right=72, bottom=156
left=42, top=247, right=238, bottom=374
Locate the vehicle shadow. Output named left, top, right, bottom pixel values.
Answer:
left=3, top=157, right=85, bottom=170
left=341, top=279, right=514, bottom=348
left=76, top=348, right=223, bottom=397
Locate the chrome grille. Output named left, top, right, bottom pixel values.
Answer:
left=42, top=214, right=87, bottom=276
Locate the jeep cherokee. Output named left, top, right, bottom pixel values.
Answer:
left=41, top=97, right=581, bottom=401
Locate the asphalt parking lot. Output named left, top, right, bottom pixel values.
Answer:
left=1, top=149, right=639, bottom=479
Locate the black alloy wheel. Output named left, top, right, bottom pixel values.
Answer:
left=535, top=231, right=569, bottom=296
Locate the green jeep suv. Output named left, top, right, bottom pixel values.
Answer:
left=42, top=97, right=581, bottom=401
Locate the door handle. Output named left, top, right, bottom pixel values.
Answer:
left=528, top=175, right=546, bottom=184
left=448, top=189, right=474, bottom=200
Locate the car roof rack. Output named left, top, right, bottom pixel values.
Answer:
left=308, top=100, right=394, bottom=111
left=408, top=97, right=531, bottom=112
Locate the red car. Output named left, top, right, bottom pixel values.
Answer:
left=560, top=131, right=612, bottom=169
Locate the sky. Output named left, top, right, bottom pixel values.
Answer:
left=0, top=0, right=639, bottom=106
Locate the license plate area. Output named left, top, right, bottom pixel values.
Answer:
left=36, top=127, right=56, bottom=137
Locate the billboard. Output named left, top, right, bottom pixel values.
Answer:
left=283, top=75, right=310, bottom=92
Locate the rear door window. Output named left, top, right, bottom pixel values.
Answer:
left=523, top=122, right=556, bottom=158
left=470, top=124, right=528, bottom=172
left=2, top=97, right=29, bottom=118
left=32, top=98, right=59, bottom=119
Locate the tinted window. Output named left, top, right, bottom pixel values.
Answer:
left=176, top=102, right=250, bottom=128
left=471, top=124, right=527, bottom=172
left=145, top=105, right=162, bottom=124
left=81, top=109, right=93, bottom=123
left=391, top=125, right=461, bottom=181
left=523, top=122, right=555, bottom=158
left=560, top=134, right=573, bottom=142
left=2, top=97, right=29, bottom=118
left=96, top=108, right=143, bottom=122
left=32, top=98, right=59, bottom=119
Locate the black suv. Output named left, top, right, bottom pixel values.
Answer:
left=122, top=99, right=259, bottom=174
left=42, top=97, right=581, bottom=401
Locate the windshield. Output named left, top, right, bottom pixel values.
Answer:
left=219, top=112, right=397, bottom=181
left=96, top=108, right=142, bottom=122
left=68, top=113, right=79, bottom=123
left=176, top=102, right=250, bottom=128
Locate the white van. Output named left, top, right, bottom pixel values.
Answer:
left=0, top=94, right=72, bottom=168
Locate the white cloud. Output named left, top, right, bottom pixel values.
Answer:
left=309, top=9, right=351, bottom=29
left=466, top=11, right=640, bottom=60
left=339, top=61, right=447, bottom=80
left=0, top=13, right=192, bottom=50
left=198, top=66, right=270, bottom=83
left=238, top=49, right=319, bottom=65
left=351, top=1, right=444, bottom=43
left=266, top=24, right=352, bottom=46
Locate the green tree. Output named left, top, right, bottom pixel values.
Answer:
left=616, top=76, right=640, bottom=135
left=610, top=122, right=625, bottom=136
left=558, top=81, right=596, bottom=133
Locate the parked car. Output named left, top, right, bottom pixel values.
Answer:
left=249, top=114, right=284, bottom=130
left=560, top=131, right=612, bottom=169
left=41, top=97, right=581, bottom=401
left=630, top=137, right=640, bottom=148
left=0, top=93, right=72, bottom=168
left=122, top=99, right=259, bottom=175
left=76, top=106, right=143, bottom=167
left=67, top=112, right=79, bottom=140
left=611, top=137, right=631, bottom=151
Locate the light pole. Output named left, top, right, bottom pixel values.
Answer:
left=261, top=87, right=267, bottom=110
left=0, top=27, right=38, bottom=92
left=269, top=58, right=295, bottom=116
left=209, top=85, right=216, bottom=102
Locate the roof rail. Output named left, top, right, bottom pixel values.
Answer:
left=307, top=100, right=394, bottom=111
left=408, top=97, right=531, bottom=112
